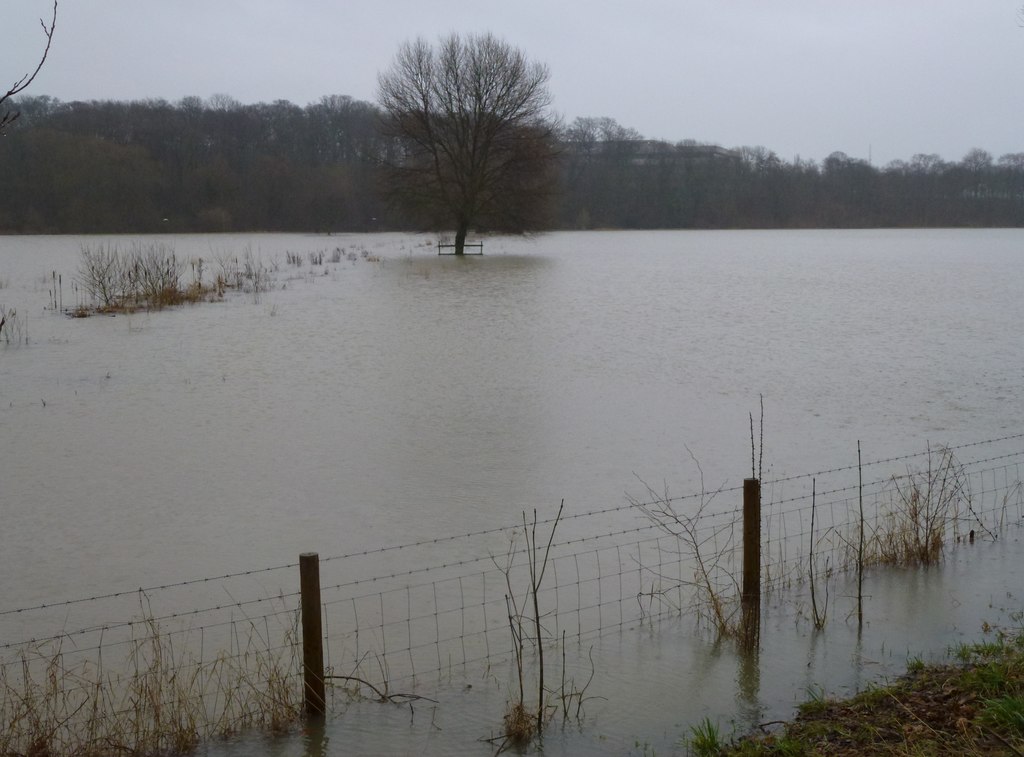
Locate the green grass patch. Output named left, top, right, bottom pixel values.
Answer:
left=687, top=717, right=726, bottom=756
left=719, top=629, right=1024, bottom=755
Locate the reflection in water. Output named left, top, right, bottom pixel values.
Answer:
left=850, top=628, right=866, bottom=700
left=736, top=642, right=761, bottom=730
left=806, top=628, right=823, bottom=696
left=300, top=718, right=329, bottom=757
left=376, top=253, right=559, bottom=533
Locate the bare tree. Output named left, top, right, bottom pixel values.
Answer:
left=377, top=32, right=558, bottom=254
left=1, top=1, right=58, bottom=133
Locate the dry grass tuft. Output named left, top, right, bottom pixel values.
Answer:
left=502, top=701, right=535, bottom=747
left=0, top=606, right=304, bottom=756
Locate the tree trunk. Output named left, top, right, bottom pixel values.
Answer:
left=454, top=222, right=468, bottom=255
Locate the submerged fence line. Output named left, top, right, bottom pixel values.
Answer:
left=6, top=432, right=1019, bottom=623
left=314, top=530, right=687, bottom=677
left=3, top=439, right=1022, bottom=652
left=762, top=431, right=1024, bottom=487
left=2, top=435, right=1023, bottom=751
left=759, top=457, right=1024, bottom=594
left=0, top=561, right=300, bottom=619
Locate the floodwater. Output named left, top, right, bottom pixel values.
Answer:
left=206, top=536, right=1024, bottom=757
left=2, top=229, right=1023, bottom=754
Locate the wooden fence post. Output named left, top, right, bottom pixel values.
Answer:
left=741, top=478, right=761, bottom=647
left=300, top=552, right=326, bottom=717
left=742, top=478, right=761, bottom=602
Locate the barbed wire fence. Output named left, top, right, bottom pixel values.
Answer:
left=2, top=433, right=1022, bottom=752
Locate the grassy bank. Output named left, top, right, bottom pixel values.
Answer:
left=693, top=623, right=1024, bottom=755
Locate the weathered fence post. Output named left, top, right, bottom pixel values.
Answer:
left=742, top=478, right=761, bottom=602
left=300, top=552, right=326, bottom=717
left=741, top=478, right=761, bottom=647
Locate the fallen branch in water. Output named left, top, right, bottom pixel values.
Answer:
left=325, top=674, right=437, bottom=704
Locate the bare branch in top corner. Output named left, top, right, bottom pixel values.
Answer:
left=1, top=1, right=58, bottom=133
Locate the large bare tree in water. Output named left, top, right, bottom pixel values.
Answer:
left=377, top=33, right=558, bottom=254
left=1, top=1, right=57, bottom=133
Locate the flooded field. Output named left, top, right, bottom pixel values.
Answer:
left=1, top=229, right=1023, bottom=754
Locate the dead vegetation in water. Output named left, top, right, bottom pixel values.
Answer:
left=631, top=437, right=1021, bottom=640
left=488, top=501, right=600, bottom=753
left=71, top=241, right=276, bottom=315
left=501, top=701, right=535, bottom=748
left=801, top=446, right=997, bottom=631
left=630, top=450, right=744, bottom=641
left=0, top=306, right=29, bottom=345
left=68, top=240, right=383, bottom=317
left=863, top=445, right=974, bottom=569
left=76, top=241, right=193, bottom=313
left=632, top=405, right=768, bottom=643
left=0, top=597, right=304, bottom=757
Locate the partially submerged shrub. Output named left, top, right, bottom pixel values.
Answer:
left=129, top=241, right=183, bottom=307
left=78, top=242, right=122, bottom=309
left=630, top=455, right=741, bottom=639
left=77, top=241, right=182, bottom=312
left=868, top=446, right=968, bottom=568
left=75, top=242, right=247, bottom=314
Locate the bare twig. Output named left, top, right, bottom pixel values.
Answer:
left=524, top=499, right=563, bottom=732
left=324, top=675, right=436, bottom=704
left=1, top=1, right=57, bottom=132
left=809, top=478, right=828, bottom=630
left=749, top=394, right=765, bottom=479
left=758, top=393, right=764, bottom=480
left=630, top=450, right=739, bottom=638
left=492, top=501, right=567, bottom=747
left=857, top=440, right=864, bottom=628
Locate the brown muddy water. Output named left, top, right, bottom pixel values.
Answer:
left=2, top=229, right=1023, bottom=754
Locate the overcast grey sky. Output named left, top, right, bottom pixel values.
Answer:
left=4, top=1, right=1022, bottom=166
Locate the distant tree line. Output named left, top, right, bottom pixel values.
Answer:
left=0, top=95, right=393, bottom=233
left=2, top=94, right=1022, bottom=233
left=558, top=116, right=1024, bottom=229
